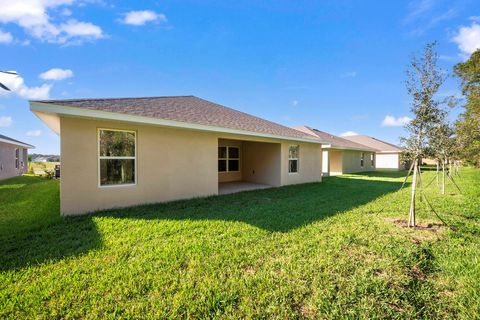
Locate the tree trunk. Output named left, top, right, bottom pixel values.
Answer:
left=436, top=161, right=439, bottom=186
left=442, top=161, right=445, bottom=195
left=408, top=161, right=418, bottom=227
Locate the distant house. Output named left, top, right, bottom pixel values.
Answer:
left=0, top=134, right=34, bottom=180
left=342, top=135, right=405, bottom=170
left=31, top=154, right=60, bottom=162
left=295, top=126, right=377, bottom=176
left=421, top=158, right=438, bottom=166
left=30, top=96, right=328, bottom=216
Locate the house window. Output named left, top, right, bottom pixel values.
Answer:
left=289, top=145, right=299, bottom=173
left=15, top=148, right=19, bottom=169
left=218, top=146, right=240, bottom=172
left=371, top=153, right=374, bottom=166
left=98, top=129, right=136, bottom=186
left=360, top=152, right=364, bottom=167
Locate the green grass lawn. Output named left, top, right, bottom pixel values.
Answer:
left=0, top=169, right=479, bottom=319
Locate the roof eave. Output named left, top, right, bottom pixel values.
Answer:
left=328, top=146, right=377, bottom=152
left=29, top=101, right=327, bottom=144
left=377, top=150, right=403, bottom=153
left=0, top=137, right=34, bottom=149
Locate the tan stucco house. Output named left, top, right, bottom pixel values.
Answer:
left=295, top=126, right=376, bottom=176
left=342, top=135, right=406, bottom=170
left=30, top=96, right=327, bottom=216
left=0, top=134, right=33, bottom=180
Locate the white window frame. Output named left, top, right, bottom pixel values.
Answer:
left=370, top=153, right=375, bottom=167
left=218, top=146, right=240, bottom=173
left=98, top=128, right=137, bottom=188
left=15, top=148, right=19, bottom=169
left=360, top=152, right=365, bottom=167
left=288, top=145, right=299, bottom=174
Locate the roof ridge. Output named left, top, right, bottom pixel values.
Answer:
left=308, top=128, right=377, bottom=151
left=343, top=134, right=402, bottom=151
left=31, top=95, right=196, bottom=103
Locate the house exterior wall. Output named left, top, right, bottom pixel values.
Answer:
left=376, top=153, right=401, bottom=170
left=242, top=141, right=282, bottom=186
left=0, top=141, right=28, bottom=180
left=60, top=117, right=218, bottom=215
left=329, top=150, right=343, bottom=176
left=421, top=158, right=437, bottom=165
left=341, top=150, right=375, bottom=174
left=59, top=117, right=322, bottom=215
left=281, top=142, right=322, bottom=185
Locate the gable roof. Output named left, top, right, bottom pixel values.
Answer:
left=294, top=126, right=377, bottom=152
left=0, top=134, right=34, bottom=148
left=341, top=135, right=403, bottom=153
left=30, top=96, right=324, bottom=143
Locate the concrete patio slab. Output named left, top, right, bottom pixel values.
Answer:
left=218, top=181, right=272, bottom=195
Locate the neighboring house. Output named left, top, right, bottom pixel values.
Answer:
left=295, top=126, right=377, bottom=176
left=0, top=134, right=34, bottom=180
left=31, top=154, right=60, bottom=162
left=342, top=135, right=406, bottom=170
left=421, top=158, right=438, bottom=166
left=30, top=96, right=327, bottom=216
left=32, top=156, right=48, bottom=163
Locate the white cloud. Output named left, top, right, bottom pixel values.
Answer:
left=381, top=115, right=412, bottom=127
left=0, top=116, right=12, bottom=127
left=39, top=68, right=73, bottom=81
left=339, top=131, right=359, bottom=137
left=0, top=0, right=104, bottom=44
left=403, top=1, right=458, bottom=36
left=340, top=71, right=357, bottom=78
left=0, top=72, right=51, bottom=100
left=121, top=10, right=167, bottom=26
left=452, top=23, right=480, bottom=56
left=292, top=100, right=298, bottom=107
left=26, top=129, right=42, bottom=137
left=59, top=20, right=103, bottom=39
left=0, top=29, right=13, bottom=43
left=404, top=0, right=434, bottom=23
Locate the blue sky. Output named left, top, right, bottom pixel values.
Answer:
left=0, top=0, right=479, bottom=154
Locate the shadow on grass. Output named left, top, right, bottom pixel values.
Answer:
left=353, top=170, right=408, bottom=179
left=0, top=173, right=404, bottom=271
left=0, top=176, right=101, bottom=271
left=97, top=173, right=404, bottom=232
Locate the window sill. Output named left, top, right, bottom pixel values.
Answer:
left=98, top=183, right=137, bottom=189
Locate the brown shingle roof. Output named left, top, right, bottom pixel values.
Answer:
left=294, top=126, right=377, bottom=151
left=342, top=135, right=403, bottom=152
left=33, top=96, right=313, bottom=140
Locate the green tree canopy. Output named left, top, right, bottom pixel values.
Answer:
left=453, top=49, right=480, bottom=167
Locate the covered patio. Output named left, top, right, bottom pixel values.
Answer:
left=217, top=138, right=281, bottom=194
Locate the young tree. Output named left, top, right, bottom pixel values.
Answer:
left=453, top=49, right=480, bottom=167
left=402, top=42, right=445, bottom=227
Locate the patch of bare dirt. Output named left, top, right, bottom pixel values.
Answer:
left=388, top=218, right=446, bottom=232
